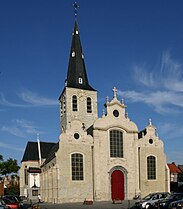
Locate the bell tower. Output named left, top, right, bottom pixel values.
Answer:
left=59, top=3, right=98, bottom=133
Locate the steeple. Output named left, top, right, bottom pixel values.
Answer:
left=59, top=3, right=98, bottom=133
left=65, top=20, right=95, bottom=91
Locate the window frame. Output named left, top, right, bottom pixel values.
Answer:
left=71, top=153, right=84, bottom=181
left=87, top=97, right=92, bottom=113
left=110, top=130, right=123, bottom=158
left=147, top=155, right=156, bottom=180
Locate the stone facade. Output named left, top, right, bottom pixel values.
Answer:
left=20, top=19, right=170, bottom=203
left=39, top=88, right=170, bottom=203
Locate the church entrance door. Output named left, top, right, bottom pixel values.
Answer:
left=111, top=170, right=124, bottom=201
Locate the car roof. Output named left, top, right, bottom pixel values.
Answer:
left=149, top=192, right=169, bottom=195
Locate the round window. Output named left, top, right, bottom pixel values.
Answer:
left=74, top=133, right=80, bottom=140
left=113, top=110, right=119, bottom=117
left=149, top=138, right=153, bottom=144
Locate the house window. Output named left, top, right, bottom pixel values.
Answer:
left=87, top=97, right=92, bottom=113
left=78, top=77, right=83, bottom=84
left=72, top=95, right=78, bottom=111
left=110, top=130, right=123, bottom=158
left=71, top=153, right=84, bottom=181
left=24, top=168, right=28, bottom=185
left=147, top=156, right=156, bottom=180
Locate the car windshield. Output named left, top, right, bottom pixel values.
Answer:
left=165, top=194, right=181, bottom=200
left=142, top=194, right=153, bottom=201
left=3, top=198, right=14, bottom=204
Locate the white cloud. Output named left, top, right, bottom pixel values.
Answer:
left=1, top=119, right=43, bottom=138
left=158, top=122, right=183, bottom=140
left=18, top=89, right=58, bottom=106
left=0, top=93, right=26, bottom=107
left=0, top=142, right=24, bottom=152
left=118, top=51, right=183, bottom=114
left=160, top=51, right=183, bottom=92
left=133, top=51, right=183, bottom=92
left=0, top=89, right=58, bottom=107
left=133, top=64, right=156, bottom=88
left=119, top=90, right=183, bottom=114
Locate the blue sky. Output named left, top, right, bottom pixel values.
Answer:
left=0, top=0, right=183, bottom=165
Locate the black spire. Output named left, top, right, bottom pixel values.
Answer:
left=65, top=20, right=95, bottom=91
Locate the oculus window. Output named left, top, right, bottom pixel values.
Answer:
left=74, top=133, right=80, bottom=140
left=110, top=130, right=123, bottom=158
left=113, top=109, right=119, bottom=117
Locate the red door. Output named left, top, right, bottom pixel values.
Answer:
left=111, top=170, right=124, bottom=201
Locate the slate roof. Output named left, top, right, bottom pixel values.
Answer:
left=65, top=20, right=95, bottom=91
left=42, top=142, right=59, bottom=166
left=21, top=141, right=57, bottom=162
left=167, top=162, right=182, bottom=174
left=87, top=125, right=94, bottom=137
left=138, top=129, right=147, bottom=139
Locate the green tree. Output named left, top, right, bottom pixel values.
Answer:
left=0, top=157, right=20, bottom=176
left=0, top=156, right=20, bottom=195
left=0, top=154, right=3, bottom=161
left=5, top=175, right=20, bottom=195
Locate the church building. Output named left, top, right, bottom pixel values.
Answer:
left=20, top=8, right=170, bottom=203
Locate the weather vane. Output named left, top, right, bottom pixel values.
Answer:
left=73, top=2, right=79, bottom=18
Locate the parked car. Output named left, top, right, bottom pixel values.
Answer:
left=135, top=192, right=170, bottom=208
left=158, top=193, right=183, bottom=209
left=4, top=196, right=23, bottom=208
left=1, top=197, right=20, bottom=209
left=0, top=199, right=7, bottom=209
left=169, top=199, right=183, bottom=209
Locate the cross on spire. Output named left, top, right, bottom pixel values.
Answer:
left=113, top=87, right=117, bottom=98
left=148, top=118, right=152, bottom=125
left=73, top=2, right=79, bottom=18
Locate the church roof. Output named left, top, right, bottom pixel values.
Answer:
left=138, top=128, right=147, bottom=139
left=21, top=141, right=56, bottom=162
left=65, top=20, right=95, bottom=91
left=42, top=142, right=59, bottom=166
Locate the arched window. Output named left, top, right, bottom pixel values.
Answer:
left=110, top=130, right=123, bottom=158
left=72, top=95, right=78, bottom=111
left=71, top=153, right=84, bottom=181
left=147, top=156, right=156, bottom=180
left=87, top=97, right=92, bottom=113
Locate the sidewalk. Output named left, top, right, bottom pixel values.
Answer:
left=32, top=200, right=136, bottom=209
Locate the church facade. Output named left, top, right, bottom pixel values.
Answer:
left=20, top=19, right=170, bottom=203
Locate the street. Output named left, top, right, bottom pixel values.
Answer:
left=30, top=200, right=136, bottom=209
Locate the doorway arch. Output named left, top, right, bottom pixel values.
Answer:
left=110, top=166, right=127, bottom=201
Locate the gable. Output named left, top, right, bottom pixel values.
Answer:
left=21, top=141, right=57, bottom=162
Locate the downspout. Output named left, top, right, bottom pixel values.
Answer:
left=91, top=145, right=95, bottom=201
left=37, top=134, right=42, bottom=166
left=138, top=147, right=141, bottom=191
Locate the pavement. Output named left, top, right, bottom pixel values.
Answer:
left=28, top=200, right=136, bottom=209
